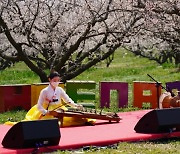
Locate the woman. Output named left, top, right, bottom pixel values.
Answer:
left=6, top=72, right=95, bottom=127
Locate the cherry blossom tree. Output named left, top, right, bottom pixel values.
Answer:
left=0, top=0, right=142, bottom=82
left=127, top=0, right=180, bottom=68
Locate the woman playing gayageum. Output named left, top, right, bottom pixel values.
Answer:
left=6, top=72, right=95, bottom=126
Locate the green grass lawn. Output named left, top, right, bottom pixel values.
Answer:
left=0, top=49, right=179, bottom=153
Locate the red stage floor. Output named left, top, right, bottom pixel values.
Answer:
left=0, top=110, right=180, bottom=154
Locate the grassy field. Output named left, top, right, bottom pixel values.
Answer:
left=0, top=49, right=180, bottom=153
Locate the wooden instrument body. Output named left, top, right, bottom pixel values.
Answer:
left=49, top=110, right=122, bottom=127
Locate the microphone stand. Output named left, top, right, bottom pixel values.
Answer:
left=147, top=74, right=163, bottom=109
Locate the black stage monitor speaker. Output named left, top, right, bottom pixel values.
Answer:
left=2, top=119, right=60, bottom=148
left=134, top=108, right=180, bottom=133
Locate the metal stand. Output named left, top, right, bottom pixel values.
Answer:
left=147, top=74, right=163, bottom=109
left=155, top=82, right=161, bottom=108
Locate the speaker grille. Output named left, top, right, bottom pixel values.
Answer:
left=2, top=119, right=60, bottom=148
left=134, top=108, right=180, bottom=133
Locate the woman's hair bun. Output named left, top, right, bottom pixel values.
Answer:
left=48, top=71, right=60, bottom=79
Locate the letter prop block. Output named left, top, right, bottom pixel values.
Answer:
left=66, top=81, right=96, bottom=108
left=166, top=81, right=180, bottom=93
left=0, top=84, right=31, bottom=112
left=100, top=81, right=128, bottom=108
left=133, top=81, right=162, bottom=109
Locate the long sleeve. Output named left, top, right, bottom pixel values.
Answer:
left=37, top=90, right=48, bottom=115
left=60, top=88, right=78, bottom=108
